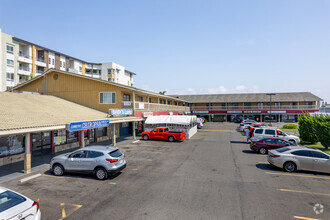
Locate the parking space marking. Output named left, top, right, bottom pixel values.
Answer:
left=35, top=198, right=82, bottom=220
left=258, top=162, right=269, bottom=164
left=133, top=140, right=140, bottom=143
left=201, top=129, right=235, bottom=132
left=19, top=173, right=42, bottom=183
left=293, top=216, right=322, bottom=220
left=129, top=168, right=138, bottom=171
left=278, top=189, right=330, bottom=197
left=129, top=158, right=152, bottom=162
left=109, top=182, right=116, bottom=185
left=266, top=172, right=330, bottom=180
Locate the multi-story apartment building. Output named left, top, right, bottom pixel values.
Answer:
left=0, top=28, right=135, bottom=91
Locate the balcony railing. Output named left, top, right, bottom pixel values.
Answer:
left=19, top=66, right=31, bottom=71
left=36, top=58, right=45, bottom=63
left=190, top=105, right=317, bottom=111
left=67, top=68, right=78, bottom=74
left=18, top=53, right=31, bottom=59
left=133, top=102, right=190, bottom=111
left=36, top=69, right=44, bottom=74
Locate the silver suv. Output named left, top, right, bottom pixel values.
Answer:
left=50, top=145, right=126, bottom=180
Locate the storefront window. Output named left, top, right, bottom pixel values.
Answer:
left=0, top=134, right=25, bottom=157
left=96, top=127, right=107, bottom=136
left=67, top=131, right=78, bottom=143
left=54, top=129, right=67, bottom=146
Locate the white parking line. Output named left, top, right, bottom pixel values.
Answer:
left=133, top=140, right=140, bottom=143
left=19, top=173, right=42, bottom=183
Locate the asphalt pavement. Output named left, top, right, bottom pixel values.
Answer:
left=1, top=123, right=329, bottom=220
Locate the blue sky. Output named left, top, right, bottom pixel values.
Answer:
left=1, top=0, right=329, bottom=102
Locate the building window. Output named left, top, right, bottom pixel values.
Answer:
left=63, top=61, right=65, bottom=67
left=159, top=99, right=162, bottom=104
left=6, top=59, right=14, bottom=67
left=54, top=130, right=67, bottom=146
left=60, top=61, right=62, bottom=67
left=148, top=98, right=151, bottom=103
left=52, top=58, right=54, bottom=65
left=99, top=92, right=116, bottom=104
left=244, top=103, right=251, bottom=110
left=6, top=73, right=14, bottom=82
left=258, top=103, right=264, bottom=110
left=206, top=103, right=213, bottom=110
left=0, top=134, right=25, bottom=157
left=221, top=103, right=227, bottom=109
left=289, top=102, right=297, bottom=109
left=49, top=58, right=51, bottom=64
left=232, top=103, right=238, bottom=110
left=305, top=102, right=313, bottom=108
left=163, top=100, right=166, bottom=104
left=79, top=67, right=82, bottom=72
left=123, top=94, right=130, bottom=101
left=107, top=69, right=111, bottom=74
left=6, top=44, right=14, bottom=54
left=274, top=102, right=281, bottom=109
left=138, top=96, right=143, bottom=102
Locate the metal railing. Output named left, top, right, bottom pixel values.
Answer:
left=36, top=58, right=45, bottom=63
left=18, top=53, right=32, bottom=59
left=19, top=66, right=31, bottom=71
left=190, top=105, right=317, bottom=111
left=36, top=69, right=44, bottom=74
left=133, top=102, right=190, bottom=111
left=67, top=68, right=78, bottom=74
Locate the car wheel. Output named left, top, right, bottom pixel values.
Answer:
left=53, top=164, right=64, bottom=176
left=168, top=136, right=174, bottom=142
left=289, top=140, right=296, bottom=145
left=143, top=135, right=149, bottom=141
left=95, top=167, right=108, bottom=180
left=259, top=147, right=268, bottom=155
left=283, top=161, right=296, bottom=172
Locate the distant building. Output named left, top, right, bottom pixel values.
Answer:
left=172, top=92, right=323, bottom=122
left=0, top=28, right=135, bottom=91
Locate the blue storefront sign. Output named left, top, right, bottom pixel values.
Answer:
left=110, top=109, right=133, bottom=116
left=67, top=120, right=110, bottom=131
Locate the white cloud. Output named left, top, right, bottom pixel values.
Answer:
left=207, top=86, right=227, bottom=94
left=176, top=88, right=197, bottom=95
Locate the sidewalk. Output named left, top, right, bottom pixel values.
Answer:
left=0, top=135, right=139, bottom=184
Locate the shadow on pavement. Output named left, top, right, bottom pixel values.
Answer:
left=256, top=163, right=281, bottom=171
left=43, top=169, right=123, bottom=181
left=231, top=141, right=250, bottom=144
left=242, top=150, right=256, bottom=154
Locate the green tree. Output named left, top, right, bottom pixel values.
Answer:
left=159, top=91, right=167, bottom=95
left=298, top=113, right=318, bottom=144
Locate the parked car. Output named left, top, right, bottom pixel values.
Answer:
left=50, top=146, right=126, bottom=180
left=141, top=127, right=186, bottom=142
left=0, top=186, right=41, bottom=220
left=250, top=138, right=295, bottom=154
left=249, top=127, right=300, bottom=144
left=267, top=146, right=330, bottom=173
left=197, top=117, right=206, bottom=123
left=239, top=120, right=256, bottom=131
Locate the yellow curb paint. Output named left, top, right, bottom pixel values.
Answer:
left=60, top=203, right=66, bottom=218
left=266, top=172, right=330, bottom=180
left=293, top=216, right=322, bottom=220
left=278, top=189, right=330, bottom=197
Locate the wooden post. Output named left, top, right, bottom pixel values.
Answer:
left=80, top=130, right=85, bottom=148
left=24, top=133, right=31, bottom=174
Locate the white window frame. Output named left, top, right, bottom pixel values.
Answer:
left=6, top=44, right=14, bottom=54
left=6, top=72, right=14, bottom=82
left=6, top=59, right=14, bottom=67
left=99, top=92, right=116, bottom=104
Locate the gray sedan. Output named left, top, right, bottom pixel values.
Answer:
left=267, top=146, right=330, bottom=173
left=50, top=145, right=126, bottom=180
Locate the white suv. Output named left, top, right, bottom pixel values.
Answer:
left=249, top=127, right=300, bottom=144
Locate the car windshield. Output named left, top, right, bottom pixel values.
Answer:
left=109, top=149, right=123, bottom=158
left=276, top=147, right=291, bottom=153
left=0, top=190, right=26, bottom=212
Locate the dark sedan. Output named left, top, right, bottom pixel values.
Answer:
left=250, top=138, right=294, bottom=154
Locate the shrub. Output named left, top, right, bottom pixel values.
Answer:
left=282, top=124, right=298, bottom=129
left=314, top=115, right=330, bottom=149
left=298, top=114, right=318, bottom=144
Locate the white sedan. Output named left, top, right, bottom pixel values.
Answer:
left=0, top=186, right=41, bottom=220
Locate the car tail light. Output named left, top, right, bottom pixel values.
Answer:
left=252, top=133, right=254, bottom=137
left=124, top=154, right=125, bottom=158
left=252, top=142, right=256, bottom=146
left=106, top=158, right=118, bottom=163
left=270, top=154, right=280, bottom=158
left=32, top=201, right=39, bottom=213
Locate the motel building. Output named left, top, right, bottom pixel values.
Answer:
left=0, top=69, right=189, bottom=172
left=173, top=93, right=322, bottom=122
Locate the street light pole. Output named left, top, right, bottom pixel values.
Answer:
left=266, top=93, right=276, bottom=122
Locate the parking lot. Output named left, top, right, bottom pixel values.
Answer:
left=1, top=122, right=329, bottom=220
